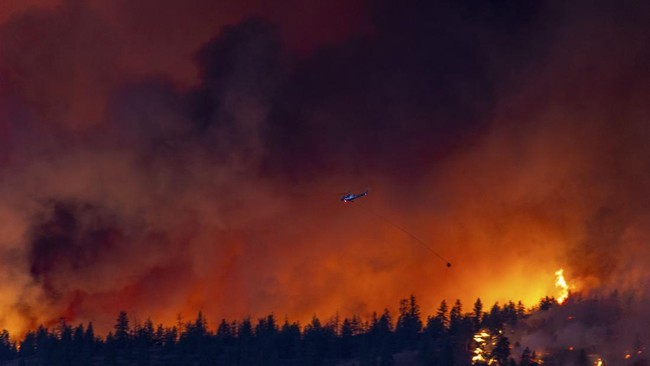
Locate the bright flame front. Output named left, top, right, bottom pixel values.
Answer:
left=555, top=269, right=570, bottom=304
left=472, top=329, right=497, bottom=365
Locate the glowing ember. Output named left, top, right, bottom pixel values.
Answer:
left=555, top=269, right=571, bottom=304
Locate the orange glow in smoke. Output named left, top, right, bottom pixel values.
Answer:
left=1, top=0, right=648, bottom=342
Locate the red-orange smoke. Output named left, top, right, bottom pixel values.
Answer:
left=0, top=0, right=649, bottom=338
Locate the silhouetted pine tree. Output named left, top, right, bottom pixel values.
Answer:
left=491, top=334, right=511, bottom=366
left=539, top=296, right=557, bottom=311
left=473, top=298, right=484, bottom=330
left=71, top=323, right=92, bottom=366
left=163, top=325, right=178, bottom=356
left=395, top=295, right=423, bottom=350
left=179, top=312, right=209, bottom=358
left=302, top=315, right=337, bottom=365
left=277, top=319, right=301, bottom=361
left=217, top=319, right=237, bottom=365
left=516, top=301, right=526, bottom=320
left=338, top=317, right=357, bottom=359
left=449, top=300, right=463, bottom=336
left=51, top=318, right=74, bottom=366
left=419, top=314, right=447, bottom=365
left=238, top=318, right=256, bottom=365
left=19, top=330, right=36, bottom=359
left=0, top=329, right=16, bottom=362
left=133, top=318, right=154, bottom=366
left=520, top=347, right=538, bottom=366
left=254, top=314, right=280, bottom=366
left=114, top=311, right=130, bottom=350
left=503, top=301, right=518, bottom=327
left=486, top=303, right=503, bottom=331
left=84, top=322, right=98, bottom=360
left=104, top=332, right=118, bottom=366
left=436, top=300, right=449, bottom=329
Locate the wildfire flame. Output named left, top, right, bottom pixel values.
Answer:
left=555, top=268, right=570, bottom=304
left=472, top=329, right=497, bottom=365
left=472, top=331, right=489, bottom=363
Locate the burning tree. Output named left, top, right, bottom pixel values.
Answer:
left=472, top=329, right=513, bottom=365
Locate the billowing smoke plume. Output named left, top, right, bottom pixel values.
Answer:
left=0, top=0, right=649, bottom=337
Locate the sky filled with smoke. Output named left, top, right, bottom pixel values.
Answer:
left=0, top=0, right=649, bottom=336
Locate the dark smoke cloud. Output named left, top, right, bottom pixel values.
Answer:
left=29, top=202, right=123, bottom=297
left=0, top=0, right=649, bottom=336
left=0, top=0, right=119, bottom=130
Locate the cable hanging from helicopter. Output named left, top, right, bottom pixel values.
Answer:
left=339, top=189, right=452, bottom=268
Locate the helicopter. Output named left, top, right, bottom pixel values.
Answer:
left=340, top=190, right=369, bottom=203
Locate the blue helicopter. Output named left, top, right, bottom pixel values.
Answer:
left=340, top=189, right=369, bottom=203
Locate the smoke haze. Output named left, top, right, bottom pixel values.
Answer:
left=0, top=0, right=649, bottom=336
